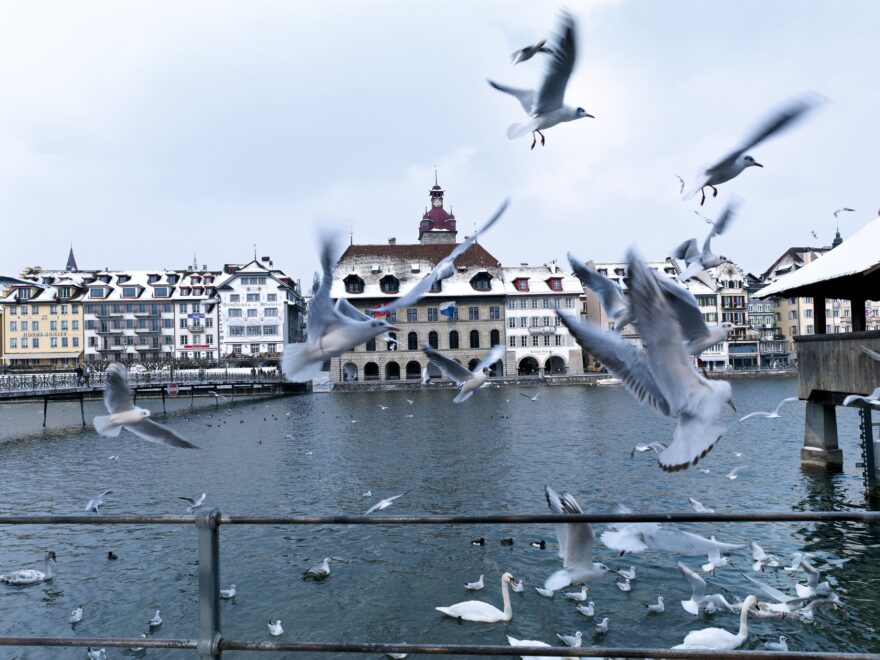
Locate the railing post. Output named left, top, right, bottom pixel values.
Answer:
left=197, top=509, right=222, bottom=659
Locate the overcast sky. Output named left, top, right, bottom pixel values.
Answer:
left=1, top=1, right=878, bottom=282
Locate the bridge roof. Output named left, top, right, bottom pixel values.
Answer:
left=755, top=216, right=880, bottom=299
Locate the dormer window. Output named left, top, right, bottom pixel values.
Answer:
left=598, top=268, right=608, bottom=276
left=471, top=272, right=493, bottom=291
left=430, top=279, right=442, bottom=293
left=547, top=277, right=563, bottom=291
left=379, top=274, right=400, bottom=294
left=193, top=287, right=204, bottom=296
left=122, top=287, right=138, bottom=298
left=512, top=277, right=529, bottom=292
left=147, top=274, right=159, bottom=284
left=167, top=274, right=179, bottom=285
left=153, top=287, right=169, bottom=298
left=344, top=274, right=365, bottom=294
left=59, top=287, right=72, bottom=299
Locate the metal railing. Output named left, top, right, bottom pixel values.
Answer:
left=1, top=511, right=880, bottom=658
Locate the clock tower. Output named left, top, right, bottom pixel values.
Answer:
left=419, top=172, right=457, bottom=245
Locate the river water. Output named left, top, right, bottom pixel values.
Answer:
left=0, top=378, right=878, bottom=658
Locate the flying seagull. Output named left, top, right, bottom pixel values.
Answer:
left=673, top=199, right=739, bottom=281
left=833, top=207, right=855, bottom=219
left=85, top=490, right=112, bottom=514
left=739, top=396, right=799, bottom=421
left=93, top=363, right=198, bottom=448
left=842, top=386, right=880, bottom=408
left=179, top=492, right=207, bottom=512
left=365, top=493, right=407, bottom=515
left=282, top=233, right=398, bottom=382
left=374, top=200, right=508, bottom=313
left=511, top=39, right=552, bottom=64
left=488, top=10, right=593, bottom=149
left=567, top=255, right=632, bottom=332
left=682, top=95, right=819, bottom=204
left=558, top=250, right=735, bottom=471
left=422, top=343, right=505, bottom=403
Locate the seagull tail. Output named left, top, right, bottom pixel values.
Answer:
left=281, top=343, right=322, bottom=383
left=507, top=120, right=539, bottom=140
left=453, top=389, right=475, bottom=404
left=93, top=415, right=122, bottom=437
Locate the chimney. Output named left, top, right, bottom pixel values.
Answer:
left=388, top=237, right=396, bottom=245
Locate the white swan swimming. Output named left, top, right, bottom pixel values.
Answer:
left=0, top=551, right=56, bottom=585
left=506, top=635, right=563, bottom=660
left=673, top=595, right=758, bottom=650
left=436, top=572, right=515, bottom=622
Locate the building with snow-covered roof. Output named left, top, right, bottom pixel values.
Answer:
left=502, top=263, right=583, bottom=375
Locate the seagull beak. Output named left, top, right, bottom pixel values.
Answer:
left=728, top=401, right=737, bottom=413
left=586, top=113, right=595, bottom=119
left=753, top=161, right=764, bottom=168
left=386, top=324, right=401, bottom=332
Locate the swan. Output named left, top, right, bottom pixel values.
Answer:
left=673, top=595, right=758, bottom=650
left=506, top=636, right=562, bottom=660
left=436, top=572, right=515, bottom=622
left=1, top=551, right=56, bottom=585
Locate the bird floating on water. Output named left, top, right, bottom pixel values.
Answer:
left=0, top=551, right=56, bottom=585
left=465, top=575, right=484, bottom=591
left=673, top=595, right=758, bottom=650
left=644, top=596, right=665, bottom=613
left=148, top=609, right=162, bottom=627
left=268, top=619, right=283, bottom=636
left=220, top=584, right=237, bottom=599
left=69, top=605, right=83, bottom=624
left=436, top=572, right=516, bottom=623
left=304, top=558, right=331, bottom=579
left=564, top=586, right=588, bottom=602
left=576, top=601, right=595, bottom=617
left=556, top=630, right=582, bottom=647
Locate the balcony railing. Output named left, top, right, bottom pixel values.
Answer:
left=0, top=510, right=877, bottom=659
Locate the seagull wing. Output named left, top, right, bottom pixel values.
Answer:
left=307, top=233, right=343, bottom=338
left=672, top=239, right=700, bottom=265
left=487, top=80, right=535, bottom=114
left=739, top=411, right=771, bottom=421
left=103, top=363, right=135, bottom=413
left=378, top=271, right=440, bottom=313
left=709, top=199, right=739, bottom=238
left=422, top=344, right=473, bottom=384
left=178, top=497, right=196, bottom=504
left=546, top=486, right=593, bottom=570
left=335, top=298, right=372, bottom=322
left=773, top=396, right=799, bottom=415
left=125, top=418, right=199, bottom=449
left=651, top=527, right=743, bottom=555
left=474, top=344, right=506, bottom=374
left=678, top=562, right=707, bottom=600
left=707, top=96, right=818, bottom=175
left=556, top=312, right=670, bottom=416
left=741, top=572, right=796, bottom=604
left=568, top=253, right=627, bottom=317
left=534, top=10, right=577, bottom=115
left=654, top=274, right=710, bottom=346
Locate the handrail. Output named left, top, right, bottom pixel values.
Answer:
left=0, top=509, right=876, bottom=659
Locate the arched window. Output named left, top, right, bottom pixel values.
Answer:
left=428, top=331, right=439, bottom=349
left=405, top=361, right=421, bottom=380
left=408, top=331, right=418, bottom=351
left=468, top=358, right=480, bottom=371
left=385, top=361, right=400, bottom=380
left=469, top=330, right=480, bottom=349
left=386, top=332, right=397, bottom=351
left=342, top=363, right=358, bottom=381
left=449, top=330, right=459, bottom=349
left=365, top=338, right=376, bottom=352
left=364, top=362, right=379, bottom=380
left=490, top=329, right=500, bottom=346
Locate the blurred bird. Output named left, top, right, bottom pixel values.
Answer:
left=423, top=344, right=505, bottom=403
left=511, top=39, right=552, bottom=64
left=85, top=490, right=112, bottom=514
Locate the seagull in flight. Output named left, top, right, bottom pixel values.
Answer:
left=631, top=442, right=667, bottom=458
left=673, top=199, right=739, bottom=281
left=489, top=10, right=593, bottom=149
left=567, top=254, right=632, bottom=332
left=422, top=343, right=505, bottom=403
left=374, top=200, right=508, bottom=313
left=811, top=230, right=818, bottom=239
left=365, top=493, right=407, bottom=515
left=863, top=345, right=880, bottom=364
left=93, top=363, right=198, bottom=448
left=727, top=466, right=745, bottom=480
left=520, top=391, right=543, bottom=402
left=833, top=207, right=855, bottom=219
left=688, top=498, right=714, bottom=513
left=282, top=233, right=398, bottom=382
left=179, top=492, right=207, bottom=512
left=543, top=486, right=611, bottom=591
left=85, top=490, right=112, bottom=514
left=558, top=250, right=735, bottom=471
left=843, top=386, right=880, bottom=408
left=682, top=95, right=819, bottom=205
left=739, top=396, right=799, bottom=421
left=511, top=38, right=552, bottom=64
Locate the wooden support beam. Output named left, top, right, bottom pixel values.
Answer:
left=42, top=397, right=48, bottom=428
left=813, top=297, right=826, bottom=334
left=80, top=394, right=86, bottom=427
left=852, top=294, right=867, bottom=332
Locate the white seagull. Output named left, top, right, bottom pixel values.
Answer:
left=520, top=391, right=543, bottom=402
left=542, top=486, right=611, bottom=591
left=465, top=575, right=484, bottom=591
left=179, top=493, right=206, bottom=512
left=833, top=207, right=856, bottom=220
left=764, top=636, right=789, bottom=652
left=87, top=649, right=106, bottom=660
left=678, top=562, right=737, bottom=615
left=576, top=602, right=595, bottom=617
left=282, top=234, right=398, bottom=382
left=148, top=609, right=162, bottom=627
left=268, top=619, right=283, bottom=636
left=422, top=343, right=505, bottom=403
left=750, top=542, right=780, bottom=572
left=85, top=490, right=113, bottom=514
left=304, top=557, right=331, bottom=579
left=618, top=566, right=636, bottom=580
left=374, top=201, right=508, bottom=314
left=702, top=537, right=733, bottom=574
left=69, top=606, right=84, bottom=624
left=843, top=386, right=880, bottom=408
left=681, top=95, right=818, bottom=205
left=602, top=507, right=743, bottom=557
left=511, top=578, right=524, bottom=593
left=556, top=630, right=582, bottom=647
left=488, top=10, right=593, bottom=149
left=567, top=255, right=632, bottom=332
left=511, top=39, right=552, bottom=64
left=689, top=498, right=714, bottom=513
left=673, top=200, right=739, bottom=281
left=727, top=466, right=744, bottom=480
left=862, top=345, right=880, bottom=363
left=564, top=586, right=588, bottom=602
left=558, top=249, right=735, bottom=471
left=365, top=492, right=407, bottom=515
left=535, top=586, right=555, bottom=598
left=739, top=396, right=799, bottom=421
left=220, top=584, right=237, bottom=599
left=594, top=617, right=609, bottom=634
left=506, top=635, right=563, bottom=660
left=631, top=442, right=668, bottom=458
left=644, top=596, right=665, bottom=613
left=94, top=363, right=198, bottom=448
left=616, top=578, right=632, bottom=591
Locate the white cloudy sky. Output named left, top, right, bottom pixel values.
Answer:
left=1, top=1, right=878, bottom=282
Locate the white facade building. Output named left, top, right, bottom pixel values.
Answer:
left=502, top=263, right=583, bottom=375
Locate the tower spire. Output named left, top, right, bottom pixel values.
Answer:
left=65, top=244, right=78, bottom=272
left=434, top=165, right=438, bottom=187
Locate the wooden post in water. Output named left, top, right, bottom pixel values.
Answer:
left=79, top=394, right=85, bottom=427
left=42, top=397, right=48, bottom=428
left=162, top=387, right=166, bottom=414
left=191, top=386, right=195, bottom=407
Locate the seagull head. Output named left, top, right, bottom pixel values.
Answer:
left=742, top=154, right=763, bottom=168
left=374, top=319, right=400, bottom=332
left=575, top=107, right=595, bottom=119
left=139, top=409, right=151, bottom=419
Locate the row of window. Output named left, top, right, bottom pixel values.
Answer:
left=179, top=335, right=215, bottom=345
left=6, top=304, right=81, bottom=315
left=227, top=326, right=279, bottom=337
left=507, top=316, right=562, bottom=328
left=9, top=337, right=80, bottom=349
left=508, top=335, right=566, bottom=347
left=238, top=277, right=268, bottom=286
left=228, top=308, right=278, bottom=318
left=505, top=297, right=575, bottom=310
left=345, top=273, right=493, bottom=294
left=789, top=308, right=851, bottom=320
left=8, top=320, right=81, bottom=332
left=365, top=329, right=502, bottom=352
left=228, top=293, right=277, bottom=303
left=230, top=343, right=279, bottom=355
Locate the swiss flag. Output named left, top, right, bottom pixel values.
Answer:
left=370, top=305, right=388, bottom=319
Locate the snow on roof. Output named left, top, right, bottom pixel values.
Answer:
left=755, top=217, right=880, bottom=298
left=502, top=266, right=583, bottom=295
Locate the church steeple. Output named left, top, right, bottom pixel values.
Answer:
left=65, top=245, right=78, bottom=271
left=418, top=172, right=457, bottom=245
